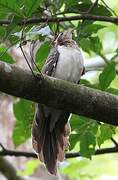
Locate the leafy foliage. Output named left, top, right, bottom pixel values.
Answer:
left=80, top=36, right=102, bottom=54
left=22, top=0, right=41, bottom=17
left=65, top=2, right=112, bottom=16
left=99, top=61, right=116, bottom=90
left=0, top=46, right=14, bottom=63
left=106, top=87, right=118, bottom=95
left=79, top=130, right=96, bottom=158
left=70, top=114, right=116, bottom=159
left=0, top=0, right=23, bottom=16
left=36, top=42, right=51, bottom=70
left=13, top=99, right=35, bottom=146
left=97, top=124, right=115, bottom=147
left=70, top=115, right=98, bottom=158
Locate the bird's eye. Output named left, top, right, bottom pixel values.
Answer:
left=60, top=32, right=63, bottom=36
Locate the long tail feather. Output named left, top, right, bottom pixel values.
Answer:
left=32, top=104, right=70, bottom=175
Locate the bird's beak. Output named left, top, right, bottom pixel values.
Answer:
left=53, top=35, right=58, bottom=45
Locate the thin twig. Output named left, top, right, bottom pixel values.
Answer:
left=0, top=143, right=6, bottom=151
left=0, top=145, right=118, bottom=159
left=19, top=23, right=36, bottom=76
left=19, top=44, right=35, bottom=76
left=100, top=54, right=109, bottom=64
left=66, top=146, right=118, bottom=158
left=30, top=40, right=42, bottom=74
left=111, top=137, right=118, bottom=147
left=1, top=14, right=118, bottom=26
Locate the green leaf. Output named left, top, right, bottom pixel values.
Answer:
left=0, top=47, right=14, bottom=64
left=70, top=116, right=98, bottom=136
left=0, top=0, right=23, bottom=16
left=69, top=134, right=79, bottom=151
left=97, top=124, right=114, bottom=147
left=80, top=38, right=91, bottom=53
left=23, top=0, right=41, bottom=17
left=82, top=24, right=106, bottom=35
left=0, top=10, right=7, bottom=18
left=70, top=115, right=86, bottom=132
left=3, top=23, right=16, bottom=42
left=65, top=0, right=92, bottom=6
left=65, top=3, right=112, bottom=16
left=106, top=87, right=118, bottom=95
left=80, top=79, right=91, bottom=86
left=50, top=0, right=64, bottom=13
left=64, top=0, right=79, bottom=7
left=99, top=61, right=116, bottom=90
left=0, top=16, right=22, bottom=43
left=65, top=1, right=92, bottom=13
left=8, top=34, right=20, bottom=45
left=80, top=79, right=99, bottom=90
left=69, top=115, right=98, bottom=157
left=48, top=22, right=58, bottom=34
left=0, top=27, right=6, bottom=40
left=90, top=36, right=102, bottom=54
left=80, top=131, right=96, bottom=158
left=80, top=36, right=102, bottom=54
left=13, top=99, right=35, bottom=146
left=35, top=42, right=51, bottom=70
left=95, top=4, right=112, bottom=16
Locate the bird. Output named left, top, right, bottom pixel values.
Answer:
left=32, top=30, right=85, bottom=175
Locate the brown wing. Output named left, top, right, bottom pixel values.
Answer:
left=42, top=47, right=60, bottom=76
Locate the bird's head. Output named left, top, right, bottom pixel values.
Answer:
left=54, top=29, right=74, bottom=46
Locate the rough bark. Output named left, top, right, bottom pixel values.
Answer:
left=0, top=61, right=118, bottom=126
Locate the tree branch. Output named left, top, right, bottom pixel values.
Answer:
left=0, top=146, right=118, bottom=159
left=0, top=157, right=25, bottom=180
left=0, top=61, right=118, bottom=126
left=66, top=146, right=118, bottom=158
left=0, top=14, right=118, bottom=26
left=0, top=148, right=37, bottom=158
